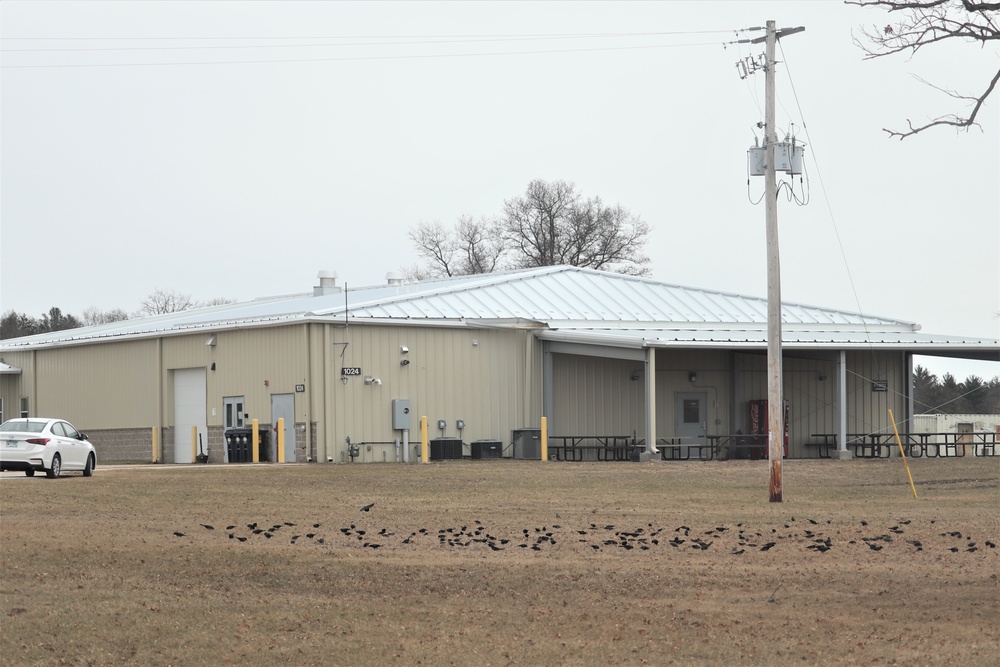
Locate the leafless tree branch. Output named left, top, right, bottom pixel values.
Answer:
left=847, top=0, right=999, bottom=137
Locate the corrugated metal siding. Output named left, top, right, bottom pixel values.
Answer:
left=32, top=340, right=160, bottom=429
left=551, top=355, right=644, bottom=437
left=551, top=349, right=733, bottom=442
left=845, top=351, right=907, bottom=436
left=734, top=351, right=907, bottom=457
left=160, top=326, right=311, bottom=430
left=324, top=325, right=539, bottom=462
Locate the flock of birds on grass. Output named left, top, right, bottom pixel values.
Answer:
left=173, top=504, right=996, bottom=556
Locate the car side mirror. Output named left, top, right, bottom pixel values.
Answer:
left=80, top=433, right=89, bottom=441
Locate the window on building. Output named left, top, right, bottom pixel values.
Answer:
left=19, top=397, right=28, bottom=418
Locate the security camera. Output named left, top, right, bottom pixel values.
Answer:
left=400, top=359, right=410, bottom=366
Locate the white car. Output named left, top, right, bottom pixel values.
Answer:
left=0, top=418, right=96, bottom=478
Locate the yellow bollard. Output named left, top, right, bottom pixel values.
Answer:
left=541, top=416, right=548, bottom=462
left=277, top=418, right=285, bottom=463
left=420, top=416, right=429, bottom=463
left=252, top=419, right=260, bottom=463
left=191, top=425, right=198, bottom=463
left=152, top=427, right=159, bottom=463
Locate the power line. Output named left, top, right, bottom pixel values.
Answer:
left=1, top=39, right=723, bottom=69
left=1, top=29, right=733, bottom=43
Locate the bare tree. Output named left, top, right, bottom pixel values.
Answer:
left=81, top=306, right=132, bottom=326
left=502, top=180, right=651, bottom=275
left=849, top=0, right=1000, bottom=138
left=139, top=288, right=196, bottom=316
left=407, top=216, right=506, bottom=279
left=407, top=180, right=651, bottom=278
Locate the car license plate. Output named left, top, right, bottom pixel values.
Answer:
left=6, top=440, right=17, bottom=448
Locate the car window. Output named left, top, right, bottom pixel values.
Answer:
left=63, top=424, right=81, bottom=439
left=51, top=422, right=67, bottom=437
left=0, top=420, right=47, bottom=433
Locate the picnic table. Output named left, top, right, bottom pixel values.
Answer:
left=805, top=432, right=998, bottom=458
left=547, top=435, right=638, bottom=462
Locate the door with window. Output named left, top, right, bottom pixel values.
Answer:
left=675, top=392, right=708, bottom=458
left=223, top=396, right=245, bottom=463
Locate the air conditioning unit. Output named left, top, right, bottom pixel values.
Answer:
left=512, top=428, right=541, bottom=460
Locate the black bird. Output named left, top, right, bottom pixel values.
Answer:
left=316, top=538, right=325, bottom=544
left=985, top=541, right=996, bottom=549
left=226, top=525, right=236, bottom=530
left=236, top=536, right=247, bottom=543
left=760, top=542, right=776, bottom=551
left=173, top=531, right=186, bottom=537
left=948, top=547, right=959, bottom=553
left=860, top=520, right=868, bottom=526
left=313, top=523, right=321, bottom=528
left=200, top=524, right=214, bottom=530
left=867, top=543, right=883, bottom=551
left=361, top=503, right=375, bottom=512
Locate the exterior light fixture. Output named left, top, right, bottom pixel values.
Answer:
left=689, top=372, right=697, bottom=383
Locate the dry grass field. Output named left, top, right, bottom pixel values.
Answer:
left=1, top=456, right=998, bottom=666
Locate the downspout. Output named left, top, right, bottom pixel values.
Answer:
left=304, top=324, right=312, bottom=461
left=645, top=346, right=658, bottom=455
left=157, top=338, right=163, bottom=463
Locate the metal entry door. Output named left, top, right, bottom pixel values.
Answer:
left=271, top=393, right=295, bottom=462
left=675, top=392, right=707, bottom=458
left=173, top=368, right=207, bottom=464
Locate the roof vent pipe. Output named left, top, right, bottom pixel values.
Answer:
left=314, top=270, right=342, bottom=296
left=386, top=272, right=404, bottom=286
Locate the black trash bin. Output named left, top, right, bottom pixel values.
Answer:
left=225, top=428, right=252, bottom=463
left=258, top=429, right=271, bottom=463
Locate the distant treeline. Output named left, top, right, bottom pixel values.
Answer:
left=912, top=365, right=999, bottom=415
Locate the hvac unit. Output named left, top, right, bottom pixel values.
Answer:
left=429, top=437, right=463, bottom=461
left=512, top=428, right=541, bottom=460
left=471, top=439, right=503, bottom=460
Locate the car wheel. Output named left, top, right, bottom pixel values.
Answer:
left=83, top=454, right=94, bottom=477
left=46, top=454, right=62, bottom=479
left=25, top=469, right=35, bottom=477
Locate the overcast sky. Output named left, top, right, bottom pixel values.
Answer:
left=2, top=1, right=997, bottom=382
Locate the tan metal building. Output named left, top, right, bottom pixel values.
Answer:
left=1, top=266, right=996, bottom=464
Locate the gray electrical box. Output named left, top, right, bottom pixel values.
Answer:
left=392, top=399, right=411, bottom=430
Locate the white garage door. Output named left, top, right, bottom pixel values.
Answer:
left=174, top=368, right=207, bottom=464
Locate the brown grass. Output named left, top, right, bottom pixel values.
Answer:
left=1, top=457, right=998, bottom=666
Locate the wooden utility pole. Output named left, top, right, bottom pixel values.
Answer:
left=737, top=20, right=803, bottom=503
left=764, top=20, right=783, bottom=503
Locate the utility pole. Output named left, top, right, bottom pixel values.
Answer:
left=764, top=20, right=783, bottom=503
left=739, top=20, right=804, bottom=503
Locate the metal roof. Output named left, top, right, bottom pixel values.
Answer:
left=1, top=266, right=997, bottom=358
